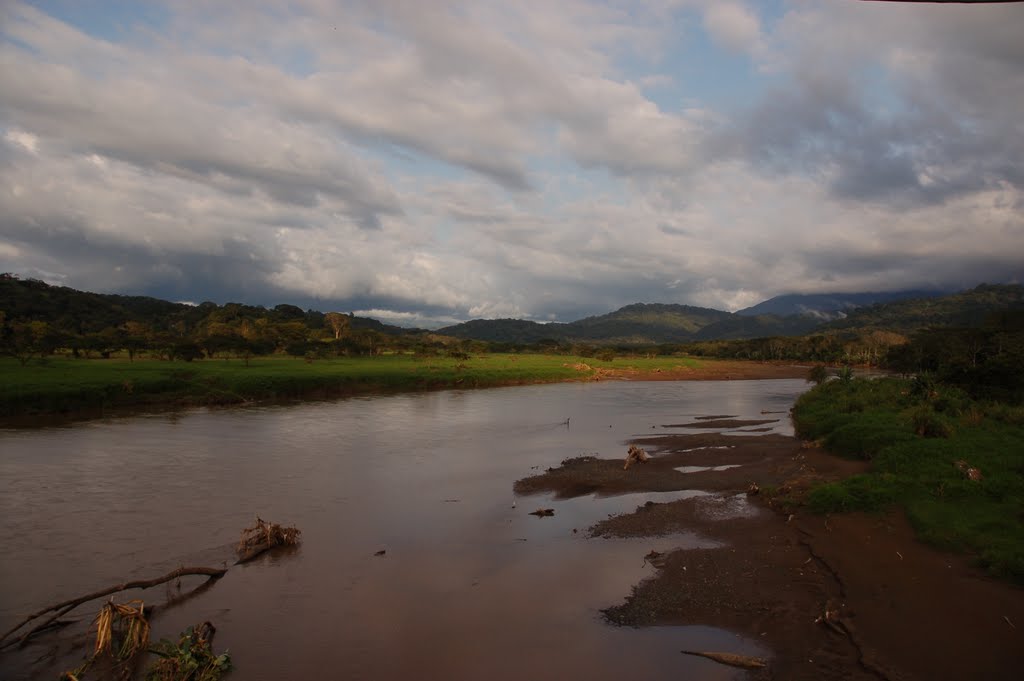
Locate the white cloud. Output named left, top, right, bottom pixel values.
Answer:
left=0, top=0, right=1021, bottom=322
left=703, top=2, right=762, bottom=55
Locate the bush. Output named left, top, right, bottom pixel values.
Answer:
left=807, top=364, right=829, bottom=385
left=910, top=405, right=955, bottom=438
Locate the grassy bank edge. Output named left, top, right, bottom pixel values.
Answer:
left=0, top=354, right=709, bottom=424
left=789, top=376, right=1024, bottom=584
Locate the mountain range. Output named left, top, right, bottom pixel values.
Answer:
left=3, top=274, right=1022, bottom=346
left=437, top=286, right=1022, bottom=344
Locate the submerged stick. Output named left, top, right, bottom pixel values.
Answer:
left=0, top=566, right=227, bottom=649
left=681, top=650, right=768, bottom=669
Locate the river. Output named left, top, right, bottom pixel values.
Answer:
left=0, top=378, right=809, bottom=680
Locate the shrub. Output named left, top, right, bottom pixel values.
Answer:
left=910, top=405, right=955, bottom=438
left=807, top=364, right=829, bottom=385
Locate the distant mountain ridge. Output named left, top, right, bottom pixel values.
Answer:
left=437, top=302, right=733, bottom=344
left=736, top=290, right=946, bottom=319
left=4, top=275, right=1021, bottom=346
left=439, top=285, right=1023, bottom=344
left=823, top=284, right=1024, bottom=333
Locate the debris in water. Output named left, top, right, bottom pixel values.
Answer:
left=374, top=550, right=386, bottom=557
left=236, top=516, right=301, bottom=564
left=681, top=650, right=767, bottom=669
left=529, top=508, right=555, bottom=517
left=0, top=566, right=227, bottom=650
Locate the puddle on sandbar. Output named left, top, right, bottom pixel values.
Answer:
left=519, top=488, right=720, bottom=546
left=695, top=493, right=761, bottom=521
left=675, top=464, right=743, bottom=474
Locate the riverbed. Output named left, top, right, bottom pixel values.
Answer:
left=0, top=379, right=809, bottom=680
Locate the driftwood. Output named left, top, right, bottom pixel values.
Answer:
left=236, top=517, right=301, bottom=564
left=529, top=508, right=555, bottom=517
left=681, top=650, right=768, bottom=669
left=623, top=445, right=650, bottom=470
left=0, top=566, right=227, bottom=650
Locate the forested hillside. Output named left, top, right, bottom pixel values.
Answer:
left=0, top=274, right=418, bottom=361
left=824, top=285, right=1024, bottom=333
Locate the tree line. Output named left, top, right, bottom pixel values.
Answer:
left=3, top=274, right=1022, bottom=400
left=0, top=275, right=413, bottom=363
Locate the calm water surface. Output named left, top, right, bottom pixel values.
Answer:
left=0, top=379, right=808, bottom=680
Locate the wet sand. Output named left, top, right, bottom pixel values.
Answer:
left=515, top=432, right=1024, bottom=680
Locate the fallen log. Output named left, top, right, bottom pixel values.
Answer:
left=0, top=566, right=227, bottom=650
left=681, top=650, right=767, bottom=669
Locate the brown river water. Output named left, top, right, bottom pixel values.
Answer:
left=0, top=379, right=809, bottom=680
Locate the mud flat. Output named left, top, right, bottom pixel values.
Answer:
left=515, top=432, right=1024, bottom=681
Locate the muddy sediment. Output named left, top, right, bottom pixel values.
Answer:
left=660, top=419, right=780, bottom=429
left=516, top=431, right=1024, bottom=681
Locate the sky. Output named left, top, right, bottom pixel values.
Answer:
left=1, top=1, right=1022, bottom=328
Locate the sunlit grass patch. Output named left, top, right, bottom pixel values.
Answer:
left=794, top=377, right=1024, bottom=583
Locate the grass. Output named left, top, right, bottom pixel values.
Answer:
left=794, top=377, right=1024, bottom=583
left=0, top=353, right=703, bottom=420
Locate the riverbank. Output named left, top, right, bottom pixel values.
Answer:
left=0, top=355, right=809, bottom=425
left=514, top=430, right=1024, bottom=680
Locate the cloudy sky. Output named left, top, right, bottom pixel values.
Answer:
left=1, top=1, right=1022, bottom=327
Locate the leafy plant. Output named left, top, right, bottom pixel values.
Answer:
left=147, top=622, right=231, bottom=681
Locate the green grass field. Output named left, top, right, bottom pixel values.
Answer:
left=0, top=353, right=701, bottom=419
left=793, top=377, right=1024, bottom=583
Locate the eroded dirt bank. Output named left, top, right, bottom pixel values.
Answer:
left=515, top=432, right=1024, bottom=681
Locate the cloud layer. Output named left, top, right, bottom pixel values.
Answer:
left=1, top=0, right=1022, bottom=326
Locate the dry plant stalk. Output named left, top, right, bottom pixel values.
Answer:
left=92, top=599, right=150, bottom=661
left=236, top=516, right=301, bottom=563
left=60, top=599, right=152, bottom=680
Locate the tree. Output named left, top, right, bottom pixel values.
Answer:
left=171, top=341, right=203, bottom=362
left=120, top=321, right=151, bottom=362
left=324, top=312, right=351, bottom=340
left=4, top=323, right=37, bottom=365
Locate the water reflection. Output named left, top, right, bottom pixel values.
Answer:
left=0, top=379, right=807, bottom=680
